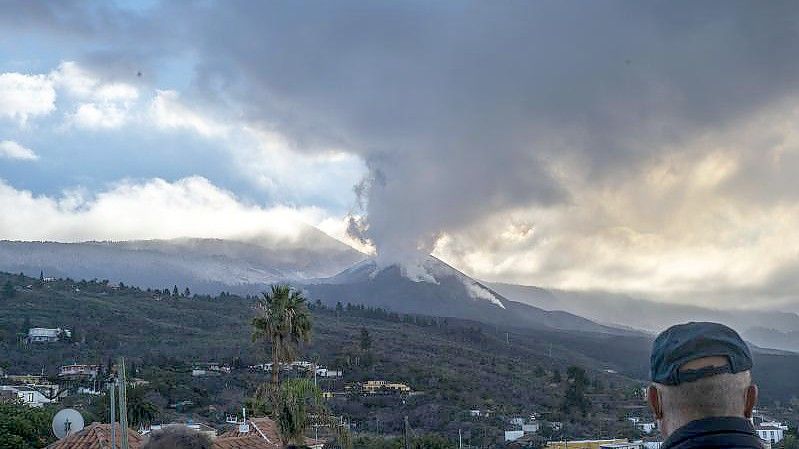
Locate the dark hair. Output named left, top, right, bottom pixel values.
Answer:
left=142, top=426, right=212, bottom=449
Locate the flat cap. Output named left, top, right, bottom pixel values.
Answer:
left=651, top=322, right=752, bottom=385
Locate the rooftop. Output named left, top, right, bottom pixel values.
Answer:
left=45, top=423, right=143, bottom=449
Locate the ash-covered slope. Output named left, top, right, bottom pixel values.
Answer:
left=305, top=256, right=634, bottom=335
left=0, top=225, right=365, bottom=294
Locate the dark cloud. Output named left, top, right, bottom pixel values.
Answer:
left=6, top=1, right=799, bottom=269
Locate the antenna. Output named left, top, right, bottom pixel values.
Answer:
left=110, top=379, right=116, bottom=448
left=238, top=407, right=250, bottom=433
left=118, top=357, right=130, bottom=449
left=52, top=408, right=85, bottom=439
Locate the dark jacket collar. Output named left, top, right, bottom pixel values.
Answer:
left=662, top=417, right=762, bottom=449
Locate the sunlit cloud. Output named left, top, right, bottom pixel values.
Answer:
left=0, top=140, right=39, bottom=161
left=0, top=72, right=56, bottom=124
left=0, top=176, right=336, bottom=243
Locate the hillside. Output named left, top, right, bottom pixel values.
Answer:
left=1, top=271, right=798, bottom=445
left=0, top=272, right=648, bottom=444
left=305, top=257, right=633, bottom=335
left=490, top=283, right=799, bottom=352
left=0, top=229, right=364, bottom=294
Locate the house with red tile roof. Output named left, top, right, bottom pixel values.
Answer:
left=45, top=423, right=143, bottom=449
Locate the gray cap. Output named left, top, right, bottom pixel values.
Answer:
left=650, top=322, right=753, bottom=385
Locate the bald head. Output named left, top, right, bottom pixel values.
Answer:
left=142, top=426, right=212, bottom=449
left=647, top=357, right=758, bottom=437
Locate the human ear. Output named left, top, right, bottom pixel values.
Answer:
left=744, top=384, right=758, bottom=418
left=647, top=385, right=663, bottom=419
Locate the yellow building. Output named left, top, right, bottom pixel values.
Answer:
left=362, top=380, right=412, bottom=394
left=546, top=439, right=629, bottom=449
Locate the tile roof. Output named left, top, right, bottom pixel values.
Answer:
left=213, top=435, right=280, bottom=449
left=46, top=423, right=143, bottom=449
left=215, top=416, right=328, bottom=449
left=218, top=417, right=281, bottom=444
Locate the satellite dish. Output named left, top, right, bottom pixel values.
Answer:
left=52, top=408, right=85, bottom=439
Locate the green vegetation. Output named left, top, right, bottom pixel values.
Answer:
left=353, top=433, right=451, bottom=449
left=2, top=271, right=798, bottom=447
left=0, top=401, right=55, bottom=449
left=252, top=285, right=313, bottom=389
left=250, top=285, right=349, bottom=447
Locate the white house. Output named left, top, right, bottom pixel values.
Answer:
left=637, top=422, right=656, bottom=434
left=27, top=327, right=71, bottom=343
left=523, top=422, right=540, bottom=433
left=59, top=364, right=100, bottom=379
left=0, top=385, right=55, bottom=407
left=315, top=367, right=343, bottom=378
left=510, top=417, right=525, bottom=427
left=505, top=430, right=524, bottom=442
left=756, top=423, right=786, bottom=444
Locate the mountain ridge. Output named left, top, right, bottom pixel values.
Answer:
left=489, top=282, right=799, bottom=353
left=304, top=256, right=638, bottom=336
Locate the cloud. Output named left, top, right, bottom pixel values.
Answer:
left=0, top=140, right=39, bottom=161
left=129, top=1, right=799, bottom=274
left=53, top=61, right=140, bottom=129
left=0, top=62, right=140, bottom=129
left=0, top=72, right=56, bottom=124
left=433, top=97, right=799, bottom=308
left=150, top=90, right=228, bottom=137
left=0, top=176, right=333, bottom=243
left=4, top=2, right=799, bottom=308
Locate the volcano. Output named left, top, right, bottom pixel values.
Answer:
left=305, top=256, right=633, bottom=335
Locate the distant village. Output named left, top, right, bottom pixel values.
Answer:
left=2, top=275, right=797, bottom=449
left=2, top=328, right=791, bottom=449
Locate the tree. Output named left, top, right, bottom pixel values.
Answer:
left=184, top=287, right=191, bottom=298
left=411, top=434, right=451, bottom=449
left=273, top=378, right=350, bottom=448
left=0, top=401, right=55, bottom=449
left=552, top=369, right=562, bottom=383
left=2, top=281, right=14, bottom=300
left=784, top=434, right=799, bottom=449
left=252, top=285, right=313, bottom=390
left=172, top=285, right=179, bottom=297
left=562, top=366, right=590, bottom=416
left=126, top=387, right=159, bottom=428
left=360, top=328, right=372, bottom=352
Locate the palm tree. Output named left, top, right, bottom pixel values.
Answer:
left=126, top=387, right=158, bottom=428
left=275, top=378, right=351, bottom=448
left=252, top=285, right=313, bottom=389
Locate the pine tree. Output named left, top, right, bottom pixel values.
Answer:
left=184, top=287, right=191, bottom=298
left=2, top=281, right=14, bottom=299
left=359, top=328, right=372, bottom=352
left=172, top=285, right=179, bottom=297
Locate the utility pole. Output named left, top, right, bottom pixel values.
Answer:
left=403, top=416, right=411, bottom=449
left=109, top=381, right=116, bottom=449
left=459, top=428, right=463, bottom=449
left=118, top=357, right=130, bottom=449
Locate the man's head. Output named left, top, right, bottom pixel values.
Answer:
left=142, top=426, right=212, bottom=449
left=647, top=322, right=758, bottom=437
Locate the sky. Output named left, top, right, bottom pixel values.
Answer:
left=2, top=1, right=799, bottom=310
